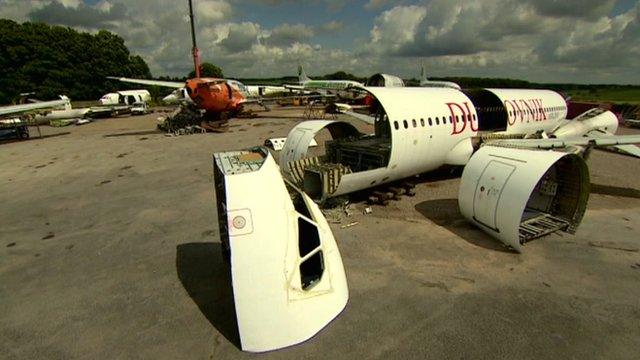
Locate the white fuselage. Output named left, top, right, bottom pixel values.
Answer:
left=100, top=90, right=151, bottom=105
left=331, top=87, right=569, bottom=197
left=246, top=85, right=287, bottom=97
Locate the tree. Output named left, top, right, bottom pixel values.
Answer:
left=188, top=62, right=224, bottom=79
left=0, top=20, right=152, bottom=103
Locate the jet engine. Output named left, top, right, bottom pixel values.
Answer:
left=552, top=109, right=619, bottom=138
left=365, top=73, right=405, bottom=87
left=458, top=146, right=590, bottom=252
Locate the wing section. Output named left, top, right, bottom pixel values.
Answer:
left=107, top=76, right=184, bottom=89
left=487, top=135, right=640, bottom=150
left=0, top=97, right=70, bottom=117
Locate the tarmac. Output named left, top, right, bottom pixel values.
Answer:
left=1, top=106, right=639, bottom=359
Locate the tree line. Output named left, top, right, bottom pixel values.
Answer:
left=0, top=20, right=151, bottom=104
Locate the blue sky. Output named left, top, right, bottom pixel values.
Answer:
left=1, top=0, right=639, bottom=84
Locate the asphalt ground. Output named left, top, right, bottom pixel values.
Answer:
left=1, top=107, right=639, bottom=359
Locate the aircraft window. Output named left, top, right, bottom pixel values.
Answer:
left=292, top=193, right=312, bottom=219
left=298, top=217, right=321, bottom=257
left=394, top=121, right=399, bottom=130
left=412, top=119, right=417, bottom=127
left=455, top=115, right=459, bottom=123
left=472, top=114, right=476, bottom=121
left=403, top=120, right=408, bottom=129
left=420, top=118, right=425, bottom=127
left=428, top=118, right=433, bottom=126
left=300, top=250, right=324, bottom=290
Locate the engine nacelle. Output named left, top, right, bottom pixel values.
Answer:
left=552, top=109, right=619, bottom=138
left=365, top=73, right=405, bottom=87
left=458, top=146, right=590, bottom=252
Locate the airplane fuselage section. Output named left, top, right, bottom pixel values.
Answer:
left=185, top=77, right=246, bottom=114
left=331, top=87, right=568, bottom=197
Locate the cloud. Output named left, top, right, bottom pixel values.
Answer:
left=196, top=0, right=233, bottom=22
left=219, top=22, right=261, bottom=52
left=524, top=0, right=617, bottom=20
left=364, top=0, right=394, bottom=11
left=0, top=0, right=638, bottom=83
left=359, top=0, right=640, bottom=83
left=264, top=23, right=314, bottom=47
left=317, top=20, right=344, bottom=33
left=369, top=5, right=427, bottom=53
left=28, top=0, right=126, bottom=29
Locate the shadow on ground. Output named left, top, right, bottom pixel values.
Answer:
left=176, top=242, right=240, bottom=348
left=414, top=198, right=516, bottom=253
left=591, top=183, right=640, bottom=199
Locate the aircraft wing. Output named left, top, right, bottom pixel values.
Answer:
left=341, top=110, right=375, bottom=125
left=107, top=76, right=184, bottom=89
left=486, top=134, right=640, bottom=151
left=585, top=129, right=640, bottom=157
left=283, top=84, right=305, bottom=91
left=0, top=97, right=69, bottom=117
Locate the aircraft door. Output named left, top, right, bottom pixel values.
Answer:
left=472, top=161, right=516, bottom=231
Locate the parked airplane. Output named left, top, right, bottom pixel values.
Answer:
left=213, top=86, right=640, bottom=352
left=0, top=96, right=72, bottom=139
left=284, top=64, right=365, bottom=100
left=99, top=90, right=151, bottom=105
left=109, top=0, right=266, bottom=124
left=246, top=84, right=288, bottom=97
left=420, top=64, right=461, bottom=89
left=0, top=96, right=70, bottom=118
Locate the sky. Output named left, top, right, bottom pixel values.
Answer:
left=1, top=0, right=639, bottom=84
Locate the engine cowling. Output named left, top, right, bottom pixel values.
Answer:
left=458, top=146, right=590, bottom=252
left=552, top=109, right=619, bottom=138
left=365, top=73, right=405, bottom=87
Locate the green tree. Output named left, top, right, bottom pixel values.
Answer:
left=0, top=20, right=152, bottom=103
left=188, top=62, right=224, bottom=79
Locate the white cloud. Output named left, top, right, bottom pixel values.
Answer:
left=0, top=0, right=638, bottom=83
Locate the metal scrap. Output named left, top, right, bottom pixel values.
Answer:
left=340, top=222, right=358, bottom=229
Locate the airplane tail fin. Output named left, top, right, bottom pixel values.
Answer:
left=298, top=63, right=311, bottom=83
left=60, top=95, right=71, bottom=110
left=420, top=63, right=427, bottom=83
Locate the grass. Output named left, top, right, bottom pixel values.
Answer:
left=564, top=88, right=640, bottom=104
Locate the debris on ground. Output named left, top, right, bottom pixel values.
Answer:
left=363, top=206, right=373, bottom=215
left=344, top=203, right=356, bottom=217
left=340, top=222, right=359, bottom=229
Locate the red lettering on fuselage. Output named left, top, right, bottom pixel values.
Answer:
left=446, top=102, right=477, bottom=135
left=531, top=99, right=547, bottom=121
left=463, top=102, right=478, bottom=132
left=518, top=99, right=534, bottom=122
left=446, top=102, right=466, bottom=135
left=504, top=100, right=517, bottom=125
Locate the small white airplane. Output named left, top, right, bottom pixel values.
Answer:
left=420, top=64, right=461, bottom=89
left=99, top=90, right=151, bottom=105
left=213, top=85, right=640, bottom=352
left=284, top=64, right=365, bottom=100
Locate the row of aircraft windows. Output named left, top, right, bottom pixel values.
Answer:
left=393, top=114, right=477, bottom=130
left=508, top=105, right=565, bottom=118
